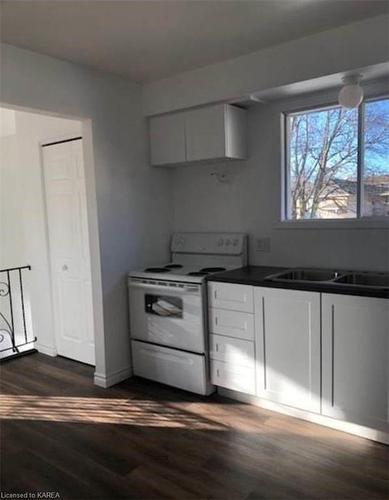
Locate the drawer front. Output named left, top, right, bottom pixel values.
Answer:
left=210, top=334, right=255, bottom=369
left=211, top=360, right=255, bottom=395
left=131, top=340, right=208, bottom=395
left=208, top=282, right=253, bottom=313
left=209, top=308, right=254, bottom=340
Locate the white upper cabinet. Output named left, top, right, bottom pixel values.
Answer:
left=322, top=293, right=389, bottom=432
left=149, top=112, right=186, bottom=166
left=254, top=287, right=321, bottom=413
left=149, top=103, right=247, bottom=166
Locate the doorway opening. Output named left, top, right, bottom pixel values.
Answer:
left=0, top=106, right=99, bottom=366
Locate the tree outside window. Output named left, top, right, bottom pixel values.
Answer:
left=285, top=97, right=389, bottom=220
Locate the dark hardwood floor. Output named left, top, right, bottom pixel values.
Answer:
left=1, top=353, right=388, bottom=500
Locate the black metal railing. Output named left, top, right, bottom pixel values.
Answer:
left=0, top=266, right=36, bottom=361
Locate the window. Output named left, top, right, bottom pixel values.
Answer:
left=284, top=97, right=389, bottom=220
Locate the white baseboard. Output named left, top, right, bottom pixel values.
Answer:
left=36, top=343, right=57, bottom=357
left=94, top=366, right=132, bottom=388
left=218, top=387, right=389, bottom=445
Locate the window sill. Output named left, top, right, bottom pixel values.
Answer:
left=274, top=218, right=389, bottom=230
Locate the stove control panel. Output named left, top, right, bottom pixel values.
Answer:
left=218, top=237, right=240, bottom=247
left=171, top=232, right=247, bottom=255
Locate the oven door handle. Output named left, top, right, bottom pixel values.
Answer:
left=129, top=281, right=199, bottom=294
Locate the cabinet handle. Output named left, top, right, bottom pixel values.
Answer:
left=331, top=304, right=335, bottom=407
left=215, top=316, right=218, bottom=325
left=262, top=296, right=267, bottom=390
left=217, top=368, right=220, bottom=377
left=214, top=290, right=217, bottom=299
left=216, top=343, right=219, bottom=352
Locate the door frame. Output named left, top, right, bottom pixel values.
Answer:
left=0, top=103, right=105, bottom=380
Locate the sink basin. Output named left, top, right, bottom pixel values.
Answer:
left=265, top=268, right=389, bottom=290
left=334, top=272, right=389, bottom=289
left=265, top=268, right=343, bottom=283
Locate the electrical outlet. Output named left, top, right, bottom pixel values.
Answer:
left=256, top=237, right=271, bottom=253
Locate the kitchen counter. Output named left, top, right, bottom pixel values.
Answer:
left=207, top=266, right=389, bottom=299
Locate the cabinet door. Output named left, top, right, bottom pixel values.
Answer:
left=254, top=288, right=321, bottom=413
left=185, top=104, right=226, bottom=162
left=322, top=294, right=389, bottom=432
left=149, top=113, right=186, bottom=165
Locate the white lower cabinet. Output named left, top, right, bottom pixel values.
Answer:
left=322, top=293, right=389, bottom=432
left=254, top=287, right=321, bottom=413
left=208, top=281, right=388, bottom=441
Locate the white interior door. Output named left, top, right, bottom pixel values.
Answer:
left=42, top=138, right=95, bottom=365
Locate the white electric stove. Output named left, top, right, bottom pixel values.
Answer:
left=128, top=232, right=247, bottom=395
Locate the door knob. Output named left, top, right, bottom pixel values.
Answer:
left=62, top=265, right=68, bottom=271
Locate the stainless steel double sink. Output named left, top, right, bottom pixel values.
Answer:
left=264, top=268, right=389, bottom=290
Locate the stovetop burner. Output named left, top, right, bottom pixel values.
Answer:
left=165, top=264, right=183, bottom=269
left=144, top=267, right=171, bottom=273
left=200, top=267, right=226, bottom=273
left=187, top=271, right=209, bottom=276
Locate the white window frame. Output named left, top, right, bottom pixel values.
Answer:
left=279, top=95, right=389, bottom=230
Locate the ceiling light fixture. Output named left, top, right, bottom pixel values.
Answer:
left=338, top=74, right=364, bottom=109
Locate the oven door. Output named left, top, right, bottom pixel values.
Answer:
left=129, top=279, right=205, bottom=353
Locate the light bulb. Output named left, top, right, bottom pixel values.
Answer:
left=338, top=75, right=364, bottom=109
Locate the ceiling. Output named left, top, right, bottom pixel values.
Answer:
left=1, top=0, right=388, bottom=83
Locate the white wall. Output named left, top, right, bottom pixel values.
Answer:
left=143, top=14, right=389, bottom=115
left=0, top=110, right=82, bottom=356
left=0, top=133, right=23, bottom=267
left=1, top=43, right=173, bottom=386
left=172, top=85, right=389, bottom=272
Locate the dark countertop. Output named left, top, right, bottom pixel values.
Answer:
left=207, top=266, right=389, bottom=299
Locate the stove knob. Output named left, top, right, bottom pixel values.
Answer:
left=175, top=236, right=185, bottom=247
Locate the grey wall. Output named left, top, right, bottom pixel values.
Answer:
left=173, top=85, right=389, bottom=272
left=1, top=43, right=173, bottom=385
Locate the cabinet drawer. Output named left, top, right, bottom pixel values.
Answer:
left=210, top=334, right=255, bottom=369
left=208, top=282, right=253, bottom=313
left=211, top=360, right=255, bottom=395
left=209, top=308, right=254, bottom=340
